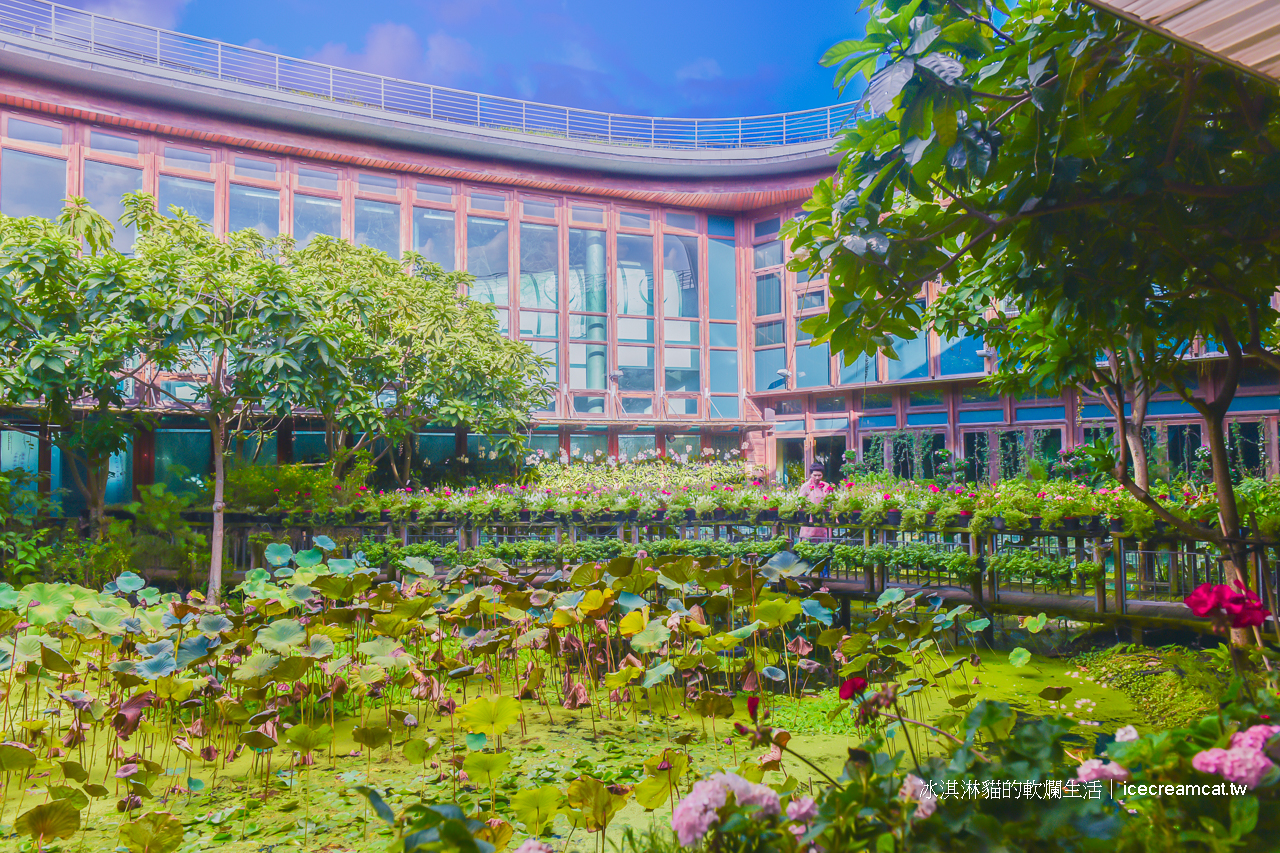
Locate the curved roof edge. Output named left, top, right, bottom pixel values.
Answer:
left=0, top=34, right=842, bottom=181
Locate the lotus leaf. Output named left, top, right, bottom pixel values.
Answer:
left=256, top=619, right=305, bottom=653
left=118, top=811, right=184, bottom=853
left=15, top=800, right=80, bottom=844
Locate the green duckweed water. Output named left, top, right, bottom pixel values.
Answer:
left=0, top=648, right=1149, bottom=853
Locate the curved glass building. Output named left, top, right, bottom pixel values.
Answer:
left=0, top=0, right=1275, bottom=498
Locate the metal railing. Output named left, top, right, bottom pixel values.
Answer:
left=0, top=0, right=859, bottom=150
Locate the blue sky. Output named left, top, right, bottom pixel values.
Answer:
left=70, top=0, right=865, bottom=117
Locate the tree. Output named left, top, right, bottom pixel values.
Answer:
left=0, top=201, right=153, bottom=538
left=786, top=0, right=1280, bottom=618
left=119, top=194, right=322, bottom=602
left=281, top=238, right=551, bottom=488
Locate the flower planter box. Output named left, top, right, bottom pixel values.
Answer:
left=758, top=509, right=779, bottom=521
left=683, top=509, right=697, bottom=522
left=991, top=516, right=1007, bottom=532
left=1061, top=517, right=1080, bottom=531
left=518, top=511, right=532, bottom=522
left=884, top=510, right=902, bottom=526
left=1109, top=517, right=1124, bottom=533
left=1028, top=516, right=1042, bottom=531
left=713, top=508, right=727, bottom=521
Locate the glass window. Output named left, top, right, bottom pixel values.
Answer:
left=618, top=345, right=655, bottom=391
left=616, top=233, right=654, bottom=316
left=527, top=340, right=558, bottom=383
left=471, top=191, right=505, bottom=212
left=939, top=332, right=986, bottom=375
left=228, top=184, right=280, bottom=237
left=668, top=398, right=699, bottom=415
left=572, top=205, right=603, bottom=224
left=8, top=118, right=61, bottom=146
left=234, top=156, right=276, bottom=181
left=157, top=174, right=214, bottom=225
left=519, top=223, right=558, bottom=310
left=754, top=217, right=781, bottom=239
left=523, top=198, right=556, bottom=218
left=519, top=311, right=558, bottom=338
left=709, top=323, right=737, bottom=347
left=710, top=396, right=739, bottom=418
left=617, top=318, right=654, bottom=342
left=618, top=434, right=656, bottom=458
left=663, top=233, right=700, bottom=318
left=840, top=351, right=878, bottom=384
left=755, top=321, right=784, bottom=347
left=816, top=395, right=845, bottom=412
left=666, top=211, right=696, bottom=230
left=1, top=149, right=65, bottom=219
left=796, top=341, right=831, bottom=388
left=620, top=209, right=651, bottom=229
left=293, top=194, right=341, bottom=248
left=862, top=391, right=894, bottom=409
left=798, top=291, right=825, bottom=311
left=83, top=159, right=142, bottom=250
left=298, top=167, right=338, bottom=191
left=708, top=214, right=735, bottom=237
left=568, top=314, right=607, bottom=341
left=413, top=208, right=455, bottom=271
left=573, top=396, right=606, bottom=414
left=777, top=400, right=804, bottom=415
left=755, top=347, right=787, bottom=391
left=667, top=434, right=702, bottom=456
left=467, top=216, right=509, bottom=305
left=568, top=228, right=607, bottom=313
left=569, top=434, right=607, bottom=460
left=620, top=398, right=654, bottom=416
left=756, top=273, right=782, bottom=316
left=416, top=182, right=452, bottom=204
left=664, top=319, right=698, bottom=345
left=886, top=334, right=930, bottom=381
left=753, top=240, right=783, bottom=269
left=961, top=385, right=999, bottom=403
left=710, top=350, right=738, bottom=393
left=910, top=389, right=944, bottom=406
left=707, top=237, right=736, bottom=321
left=665, top=348, right=700, bottom=392
left=165, top=146, right=211, bottom=172
left=89, top=131, right=138, bottom=157
left=569, top=343, right=607, bottom=390
left=355, top=198, right=400, bottom=256
left=360, top=173, right=397, bottom=193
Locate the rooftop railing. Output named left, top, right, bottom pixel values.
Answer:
left=0, top=0, right=858, bottom=150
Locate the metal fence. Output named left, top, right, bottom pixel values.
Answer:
left=0, top=0, right=859, bottom=150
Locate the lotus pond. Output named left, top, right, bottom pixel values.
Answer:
left=0, top=543, right=1257, bottom=853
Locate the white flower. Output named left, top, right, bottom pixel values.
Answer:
left=488, top=451, right=498, bottom=460
left=1114, top=725, right=1139, bottom=742
left=572, top=447, right=580, bottom=456
left=685, top=444, right=693, bottom=452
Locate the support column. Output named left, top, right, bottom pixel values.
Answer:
left=133, top=426, right=155, bottom=499
left=37, top=425, right=51, bottom=496
left=584, top=230, right=607, bottom=414
left=277, top=421, right=294, bottom=464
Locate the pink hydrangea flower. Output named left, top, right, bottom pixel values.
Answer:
left=786, top=796, right=818, bottom=824
left=1114, top=725, right=1139, bottom=742
left=512, top=842, right=555, bottom=853
left=898, top=774, right=937, bottom=819
left=1220, top=748, right=1275, bottom=789
left=1231, top=725, right=1280, bottom=751
left=670, top=773, right=780, bottom=846
left=1077, top=759, right=1129, bottom=782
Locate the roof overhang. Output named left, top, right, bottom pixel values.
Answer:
left=1082, top=0, right=1280, bottom=83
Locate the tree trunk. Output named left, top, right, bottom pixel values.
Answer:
left=1125, top=422, right=1150, bottom=491
left=87, top=460, right=107, bottom=543
left=208, top=416, right=226, bottom=605
left=1204, top=410, right=1250, bottom=645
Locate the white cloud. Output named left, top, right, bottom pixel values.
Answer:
left=64, top=0, right=191, bottom=29
left=675, top=57, right=722, bottom=82
left=310, top=22, right=480, bottom=86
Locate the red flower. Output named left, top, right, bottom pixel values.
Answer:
left=839, top=677, right=868, bottom=700
left=747, top=696, right=760, bottom=722
left=1184, top=582, right=1272, bottom=630
left=1185, top=583, right=1230, bottom=617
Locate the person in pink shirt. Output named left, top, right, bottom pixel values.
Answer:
left=798, top=464, right=832, bottom=542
